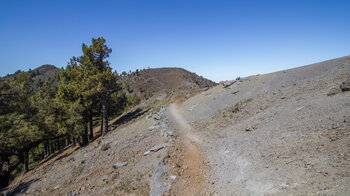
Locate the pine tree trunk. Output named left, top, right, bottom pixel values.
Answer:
left=57, top=140, right=61, bottom=152
left=22, top=151, right=29, bottom=173
left=72, top=137, right=76, bottom=147
left=81, top=116, right=89, bottom=146
left=50, top=142, right=55, bottom=154
left=101, top=95, right=108, bottom=135
left=100, top=112, right=103, bottom=135
left=88, top=111, right=93, bottom=140
left=65, top=136, right=70, bottom=147
left=44, top=142, right=49, bottom=158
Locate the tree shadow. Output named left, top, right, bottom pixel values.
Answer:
left=1, top=179, right=38, bottom=196
left=111, top=107, right=150, bottom=127
left=36, top=145, right=78, bottom=167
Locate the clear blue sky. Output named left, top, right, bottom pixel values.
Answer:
left=1, top=0, right=349, bottom=82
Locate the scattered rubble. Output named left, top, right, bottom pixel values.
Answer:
left=150, top=160, right=171, bottom=196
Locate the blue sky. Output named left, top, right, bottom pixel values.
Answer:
left=0, top=0, right=349, bottom=82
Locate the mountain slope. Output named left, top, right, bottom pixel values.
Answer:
left=3, top=55, right=350, bottom=195
left=172, top=55, right=350, bottom=195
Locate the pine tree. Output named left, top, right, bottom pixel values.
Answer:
left=79, top=37, right=120, bottom=135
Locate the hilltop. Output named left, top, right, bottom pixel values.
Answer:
left=118, top=67, right=216, bottom=100
left=4, top=64, right=59, bottom=79
left=2, top=55, right=350, bottom=195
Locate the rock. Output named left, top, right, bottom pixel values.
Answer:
left=169, top=175, right=177, bottom=180
left=101, top=175, right=108, bottom=181
left=150, top=145, right=164, bottom=152
left=160, top=122, right=167, bottom=128
left=188, top=104, right=198, bottom=111
left=296, top=106, right=304, bottom=111
left=153, top=114, right=162, bottom=120
left=245, top=126, right=256, bottom=131
left=222, top=80, right=236, bottom=88
left=327, top=87, right=341, bottom=96
left=160, top=105, right=167, bottom=111
left=83, top=153, right=89, bottom=158
left=149, top=121, right=162, bottom=131
left=144, top=145, right=165, bottom=156
left=340, top=77, right=350, bottom=91
left=164, top=130, right=174, bottom=138
left=67, top=192, right=76, bottom=196
left=231, top=90, right=239, bottom=95
left=150, top=160, right=171, bottom=196
left=101, top=142, right=110, bottom=151
left=236, top=77, right=241, bottom=81
left=112, top=162, right=128, bottom=169
left=148, top=124, right=160, bottom=131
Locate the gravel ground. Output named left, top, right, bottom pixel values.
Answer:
left=175, top=55, right=350, bottom=195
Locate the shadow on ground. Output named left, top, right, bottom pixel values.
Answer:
left=1, top=179, right=38, bottom=196
left=111, top=108, right=150, bottom=127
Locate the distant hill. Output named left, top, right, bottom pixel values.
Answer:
left=33, top=64, right=59, bottom=77
left=119, top=68, right=217, bottom=97
left=4, top=64, right=59, bottom=80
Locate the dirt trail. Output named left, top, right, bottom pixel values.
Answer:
left=169, top=104, right=202, bottom=144
left=166, top=103, right=210, bottom=196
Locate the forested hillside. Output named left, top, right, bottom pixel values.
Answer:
left=0, top=37, right=128, bottom=188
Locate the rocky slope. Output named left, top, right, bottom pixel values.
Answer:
left=119, top=67, right=217, bottom=98
left=2, top=55, right=350, bottom=195
left=173, top=55, right=350, bottom=195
